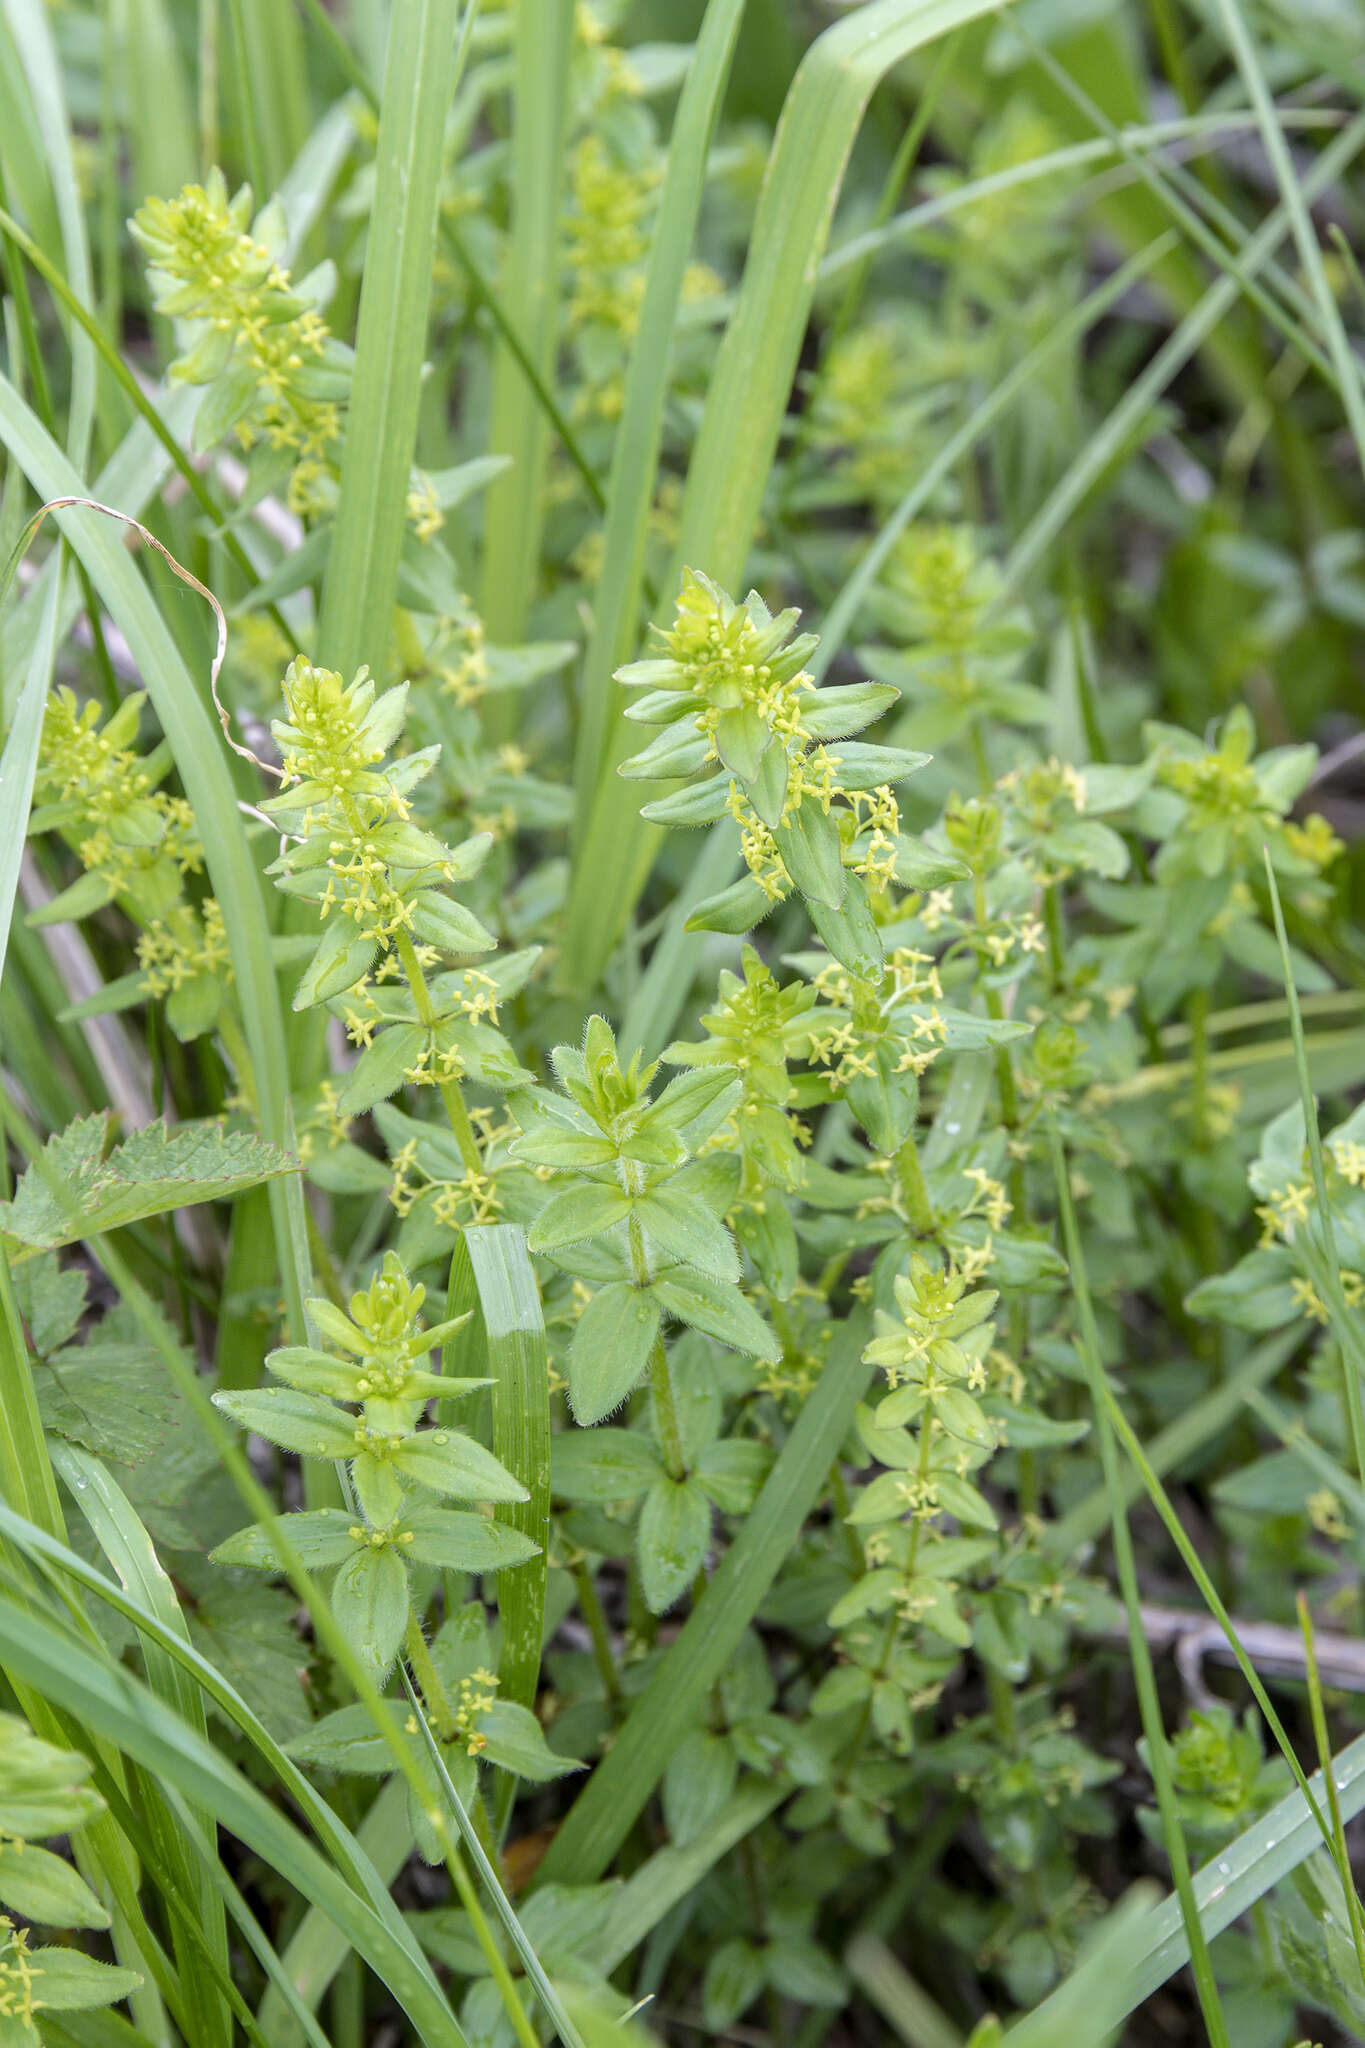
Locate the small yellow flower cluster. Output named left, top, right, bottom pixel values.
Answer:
left=39, top=688, right=203, bottom=901
left=726, top=784, right=789, bottom=901
left=852, top=784, right=901, bottom=885
left=0, top=1919, right=35, bottom=2028
left=405, top=473, right=444, bottom=545
left=131, top=171, right=340, bottom=517
left=451, top=1669, right=499, bottom=1758
left=1307, top=1487, right=1348, bottom=1542
left=1284, top=813, right=1345, bottom=869
left=137, top=895, right=231, bottom=997
left=438, top=608, right=491, bottom=706
left=565, top=134, right=656, bottom=334
left=387, top=1126, right=504, bottom=1229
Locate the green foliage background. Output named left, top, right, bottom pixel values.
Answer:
left=2, top=0, right=1365, bottom=2044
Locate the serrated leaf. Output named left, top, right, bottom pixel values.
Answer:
left=37, top=1302, right=183, bottom=1467
left=0, top=1115, right=295, bottom=1251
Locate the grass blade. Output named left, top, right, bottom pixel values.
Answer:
left=0, top=1593, right=473, bottom=2048
left=537, top=1315, right=873, bottom=1885
left=317, top=0, right=465, bottom=680
left=0, top=380, right=308, bottom=1338
left=463, top=1223, right=550, bottom=1830
left=564, top=0, right=1026, bottom=990
left=571, top=0, right=748, bottom=820
left=1047, top=1115, right=1229, bottom=2046
left=51, top=1443, right=233, bottom=2048
left=478, top=0, right=575, bottom=651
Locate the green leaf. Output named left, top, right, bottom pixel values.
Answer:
left=649, top=1269, right=780, bottom=1364
left=0, top=1839, right=107, bottom=1929
left=528, top=1182, right=633, bottom=1253
left=685, top=875, right=781, bottom=936
left=478, top=1700, right=582, bottom=1782
left=633, top=1186, right=739, bottom=1283
left=846, top=1041, right=918, bottom=1155
left=568, top=1284, right=662, bottom=1426
left=703, top=1940, right=767, bottom=2031
left=637, top=1477, right=711, bottom=1614
left=27, top=1948, right=143, bottom=2011
left=408, top=890, right=496, bottom=956
left=402, top=1507, right=539, bottom=1574
left=210, top=1509, right=359, bottom=1571
left=37, top=1304, right=182, bottom=1466
left=694, top=1439, right=773, bottom=1513
left=331, top=1544, right=410, bottom=1681
left=774, top=797, right=845, bottom=907
left=0, top=1116, right=295, bottom=1252
left=292, top=920, right=378, bottom=1009
left=808, top=878, right=885, bottom=979
left=552, top=1428, right=662, bottom=1503
left=335, top=1025, right=428, bottom=1116
left=390, top=1429, right=530, bottom=1504
left=212, top=1388, right=358, bottom=1460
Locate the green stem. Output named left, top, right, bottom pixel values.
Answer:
left=573, top=1562, right=622, bottom=1706
left=648, top=1336, right=688, bottom=1483
left=403, top=1614, right=456, bottom=1743
left=393, top=931, right=483, bottom=1176
left=892, top=1128, right=934, bottom=1236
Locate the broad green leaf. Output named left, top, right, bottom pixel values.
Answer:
left=211, top=1509, right=359, bottom=1571
left=633, top=1187, right=739, bottom=1284
left=26, top=1948, right=143, bottom=2011
left=478, top=1700, right=581, bottom=1782
left=402, top=1507, right=539, bottom=1575
left=568, top=1284, right=662, bottom=1426
left=529, top=1182, right=633, bottom=1253
left=332, top=1546, right=410, bottom=1681
left=0, top=1839, right=107, bottom=1929
left=649, top=1269, right=780, bottom=1364
left=213, top=1389, right=359, bottom=1460
left=552, top=1428, right=662, bottom=1503
left=390, top=1429, right=529, bottom=1504
left=637, top=1476, right=712, bottom=1614
left=0, top=1116, right=296, bottom=1252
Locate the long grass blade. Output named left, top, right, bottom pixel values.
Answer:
left=478, top=0, right=575, bottom=651
left=317, top=0, right=465, bottom=680
left=463, top=1223, right=550, bottom=1832
left=537, top=1315, right=872, bottom=1885
left=1047, top=1115, right=1229, bottom=2046
left=564, top=0, right=1027, bottom=991
left=571, top=0, right=748, bottom=822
